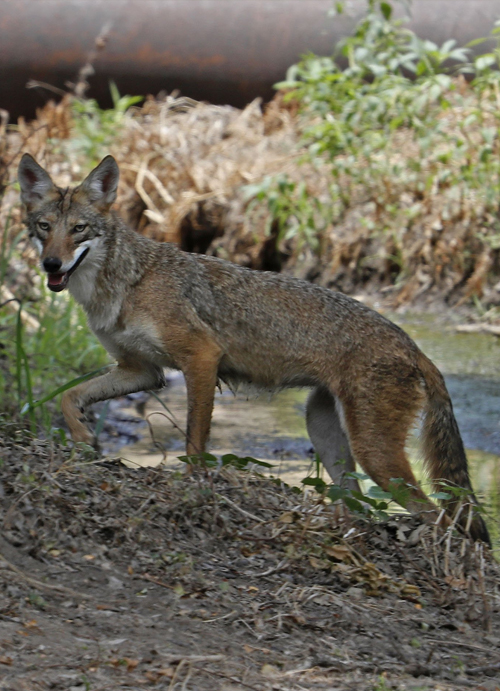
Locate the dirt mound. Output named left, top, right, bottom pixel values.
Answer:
left=0, top=430, right=498, bottom=690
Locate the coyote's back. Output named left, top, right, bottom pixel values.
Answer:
left=18, top=153, right=490, bottom=546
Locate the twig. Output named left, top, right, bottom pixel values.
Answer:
left=204, top=669, right=262, bottom=691
left=135, top=155, right=165, bottom=222
left=168, top=659, right=186, bottom=690
left=0, top=286, right=40, bottom=331
left=2, top=486, right=39, bottom=529
left=139, top=572, right=175, bottom=590
left=253, top=558, right=289, bottom=578
left=202, top=610, right=238, bottom=623
left=163, top=654, right=225, bottom=664
left=466, top=661, right=500, bottom=675
left=455, top=323, right=500, bottom=337
left=0, top=552, right=91, bottom=599
left=26, top=81, right=67, bottom=97
left=216, top=494, right=264, bottom=523
left=424, top=639, right=497, bottom=654
left=180, top=664, right=193, bottom=691
left=69, top=23, right=112, bottom=99
left=120, top=163, right=174, bottom=204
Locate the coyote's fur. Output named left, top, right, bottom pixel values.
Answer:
left=18, top=153, right=490, bottom=545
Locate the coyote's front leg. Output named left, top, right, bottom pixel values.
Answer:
left=182, top=345, right=221, bottom=457
left=62, top=362, right=165, bottom=446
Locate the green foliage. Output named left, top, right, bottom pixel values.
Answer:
left=0, top=82, right=144, bottom=437
left=0, top=283, right=109, bottom=438
left=246, top=0, right=500, bottom=275
left=244, top=174, right=330, bottom=253
left=0, top=213, right=24, bottom=287
left=70, top=82, right=143, bottom=161
left=300, top=460, right=489, bottom=527
left=372, top=676, right=392, bottom=691
left=302, top=466, right=397, bottom=520
left=276, top=0, right=472, bottom=156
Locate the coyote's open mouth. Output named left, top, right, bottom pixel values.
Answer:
left=46, top=247, right=90, bottom=293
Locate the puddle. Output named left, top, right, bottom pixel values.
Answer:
left=102, top=315, right=500, bottom=549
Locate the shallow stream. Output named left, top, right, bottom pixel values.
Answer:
left=104, top=314, right=500, bottom=549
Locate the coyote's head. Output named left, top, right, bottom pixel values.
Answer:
left=18, top=155, right=119, bottom=292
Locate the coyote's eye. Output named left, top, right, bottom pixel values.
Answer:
left=73, top=224, right=87, bottom=233
left=38, top=221, right=50, bottom=232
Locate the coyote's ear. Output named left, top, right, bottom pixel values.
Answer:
left=77, top=155, right=119, bottom=209
left=18, top=154, right=58, bottom=210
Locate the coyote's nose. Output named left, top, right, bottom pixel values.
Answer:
left=43, top=257, right=62, bottom=273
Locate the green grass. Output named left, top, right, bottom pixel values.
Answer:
left=0, top=84, right=141, bottom=438
left=0, top=278, right=110, bottom=438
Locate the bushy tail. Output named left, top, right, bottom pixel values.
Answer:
left=418, top=352, right=490, bottom=546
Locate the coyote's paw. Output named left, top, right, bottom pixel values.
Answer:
left=61, top=392, right=96, bottom=449
left=71, top=426, right=97, bottom=448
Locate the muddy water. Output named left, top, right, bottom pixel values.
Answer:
left=107, top=315, right=500, bottom=549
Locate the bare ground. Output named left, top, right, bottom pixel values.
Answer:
left=0, top=429, right=499, bottom=691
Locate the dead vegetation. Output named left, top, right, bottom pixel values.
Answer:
left=0, top=430, right=499, bottom=690
left=2, top=81, right=500, bottom=311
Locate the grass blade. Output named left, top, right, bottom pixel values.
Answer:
left=21, top=366, right=110, bottom=414
left=94, top=400, right=110, bottom=438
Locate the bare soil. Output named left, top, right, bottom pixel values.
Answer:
left=0, top=429, right=499, bottom=691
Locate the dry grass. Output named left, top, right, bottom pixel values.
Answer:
left=2, top=81, right=500, bottom=311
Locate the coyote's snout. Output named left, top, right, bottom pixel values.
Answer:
left=18, top=153, right=491, bottom=546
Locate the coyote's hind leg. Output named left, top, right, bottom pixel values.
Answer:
left=340, top=388, right=442, bottom=521
left=306, top=386, right=360, bottom=492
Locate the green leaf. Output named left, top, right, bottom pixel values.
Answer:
left=344, top=496, right=366, bottom=514
left=475, top=54, right=496, bottom=71
left=247, top=457, right=274, bottom=468
left=94, top=401, right=110, bottom=438
left=380, top=2, right=392, bottom=20
left=221, top=454, right=240, bottom=465
left=429, top=491, right=452, bottom=501
left=328, top=485, right=348, bottom=502
left=178, top=452, right=218, bottom=467
left=345, top=471, right=370, bottom=481
left=302, top=477, right=328, bottom=493
left=21, top=366, right=109, bottom=414
left=350, top=489, right=376, bottom=508
left=367, top=485, right=393, bottom=501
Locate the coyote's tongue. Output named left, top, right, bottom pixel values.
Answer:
left=47, top=273, right=67, bottom=287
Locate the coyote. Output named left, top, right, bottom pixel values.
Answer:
left=18, top=153, right=490, bottom=545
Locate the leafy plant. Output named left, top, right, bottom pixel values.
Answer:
left=301, top=461, right=489, bottom=527
left=1, top=281, right=110, bottom=438
left=70, top=82, right=143, bottom=161
left=244, top=0, right=500, bottom=293
left=244, top=174, right=329, bottom=253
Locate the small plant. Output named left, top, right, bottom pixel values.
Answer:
left=0, top=213, right=24, bottom=288
left=70, top=82, right=143, bottom=162
left=1, top=286, right=110, bottom=436
left=244, top=175, right=329, bottom=253
left=372, top=675, right=392, bottom=691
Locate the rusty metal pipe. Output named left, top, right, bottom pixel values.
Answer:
left=0, top=0, right=498, bottom=120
